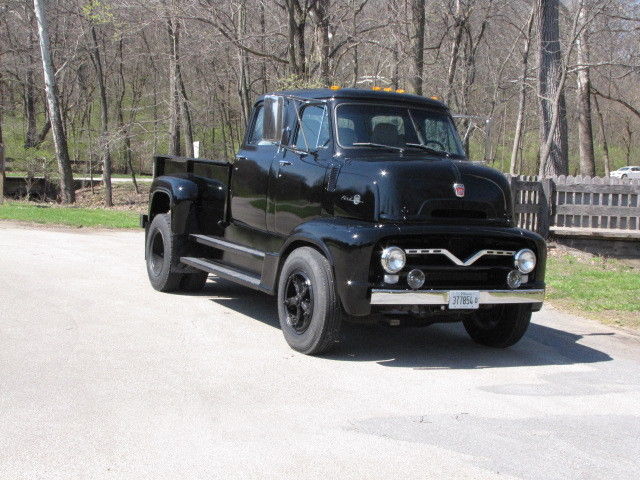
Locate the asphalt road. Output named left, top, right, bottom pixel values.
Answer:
left=1, top=222, right=639, bottom=480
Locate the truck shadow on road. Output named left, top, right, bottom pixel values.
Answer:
left=201, top=279, right=612, bottom=369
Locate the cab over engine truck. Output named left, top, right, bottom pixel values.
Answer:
left=142, top=88, right=546, bottom=355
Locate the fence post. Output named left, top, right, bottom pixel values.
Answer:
left=507, top=175, right=517, bottom=224
left=539, top=177, right=554, bottom=238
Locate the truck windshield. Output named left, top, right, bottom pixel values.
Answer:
left=335, top=103, right=465, bottom=158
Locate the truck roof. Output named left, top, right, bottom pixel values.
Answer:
left=260, top=88, right=447, bottom=109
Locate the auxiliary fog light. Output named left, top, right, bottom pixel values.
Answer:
left=507, top=270, right=523, bottom=289
left=381, top=246, right=406, bottom=274
left=384, top=274, right=399, bottom=284
left=407, top=269, right=426, bottom=290
left=514, top=248, right=536, bottom=274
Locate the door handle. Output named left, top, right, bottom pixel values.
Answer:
left=279, top=160, right=292, bottom=167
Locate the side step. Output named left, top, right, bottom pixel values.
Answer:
left=180, top=257, right=269, bottom=293
left=191, top=234, right=265, bottom=259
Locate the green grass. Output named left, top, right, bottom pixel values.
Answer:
left=546, top=253, right=640, bottom=329
left=0, top=202, right=140, bottom=229
left=547, top=254, right=640, bottom=311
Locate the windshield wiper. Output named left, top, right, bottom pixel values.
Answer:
left=352, top=142, right=404, bottom=152
left=405, top=143, right=451, bottom=158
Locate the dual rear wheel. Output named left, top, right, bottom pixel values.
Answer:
left=146, top=213, right=208, bottom=292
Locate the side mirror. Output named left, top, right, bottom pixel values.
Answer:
left=262, top=95, right=285, bottom=144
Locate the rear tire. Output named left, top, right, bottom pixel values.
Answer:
left=146, top=213, right=185, bottom=292
left=463, top=304, right=531, bottom=348
left=277, top=247, right=342, bottom=355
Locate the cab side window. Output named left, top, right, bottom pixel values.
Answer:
left=246, top=105, right=268, bottom=146
left=294, top=105, right=330, bottom=151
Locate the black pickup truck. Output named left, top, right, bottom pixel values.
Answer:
left=142, top=88, right=545, bottom=354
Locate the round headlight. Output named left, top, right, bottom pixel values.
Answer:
left=381, top=246, right=406, bottom=274
left=514, top=249, right=536, bottom=274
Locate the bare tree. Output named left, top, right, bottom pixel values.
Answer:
left=576, top=2, right=595, bottom=176
left=89, top=24, right=113, bottom=206
left=592, top=93, right=611, bottom=175
left=510, top=7, right=535, bottom=175
left=410, top=0, right=425, bottom=95
left=167, top=9, right=182, bottom=156
left=536, top=0, right=569, bottom=177
left=33, top=0, right=75, bottom=203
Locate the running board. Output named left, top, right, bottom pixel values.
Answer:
left=180, top=257, right=269, bottom=293
left=191, top=234, right=265, bottom=259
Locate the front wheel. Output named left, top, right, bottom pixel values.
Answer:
left=463, top=304, right=531, bottom=348
left=277, top=247, right=342, bottom=355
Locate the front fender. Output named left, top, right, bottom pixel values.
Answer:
left=280, top=218, right=401, bottom=316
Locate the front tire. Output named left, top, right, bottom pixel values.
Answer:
left=463, top=304, right=531, bottom=348
left=277, top=247, right=342, bottom=355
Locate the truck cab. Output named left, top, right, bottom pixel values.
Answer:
left=142, top=88, right=546, bottom=355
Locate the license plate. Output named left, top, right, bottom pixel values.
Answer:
left=448, top=291, right=480, bottom=309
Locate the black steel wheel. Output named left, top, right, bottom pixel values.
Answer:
left=277, top=247, right=342, bottom=355
left=149, top=229, right=165, bottom=276
left=463, top=304, right=531, bottom=348
left=283, top=271, right=314, bottom=333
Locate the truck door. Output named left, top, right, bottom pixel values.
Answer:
left=269, top=103, right=331, bottom=235
left=230, top=103, right=277, bottom=231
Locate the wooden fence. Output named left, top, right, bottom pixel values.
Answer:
left=508, top=175, right=640, bottom=239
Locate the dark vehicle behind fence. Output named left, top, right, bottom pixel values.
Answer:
left=141, top=88, right=546, bottom=355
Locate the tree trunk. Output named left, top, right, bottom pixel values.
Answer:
left=24, top=70, right=38, bottom=148
left=260, top=3, right=268, bottom=93
left=116, top=38, right=139, bottom=193
left=237, top=1, right=251, bottom=124
left=446, top=0, right=465, bottom=105
left=286, top=0, right=307, bottom=79
left=24, top=8, right=38, bottom=148
left=33, top=0, right=75, bottom=203
left=410, top=0, right=425, bottom=96
left=510, top=8, right=535, bottom=175
left=180, top=82, right=194, bottom=158
left=0, top=144, right=5, bottom=203
left=592, top=94, right=610, bottom=176
left=312, top=0, right=330, bottom=85
left=91, top=25, right=112, bottom=207
left=576, top=6, right=595, bottom=176
left=167, top=16, right=182, bottom=156
left=624, top=119, right=632, bottom=167
left=536, top=0, right=569, bottom=177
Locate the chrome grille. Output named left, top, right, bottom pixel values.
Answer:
left=404, top=248, right=514, bottom=267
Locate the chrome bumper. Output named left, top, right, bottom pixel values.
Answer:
left=370, top=289, right=545, bottom=305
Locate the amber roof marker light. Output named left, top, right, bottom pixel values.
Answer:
left=329, top=85, right=341, bottom=90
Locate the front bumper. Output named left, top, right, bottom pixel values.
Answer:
left=370, top=288, right=545, bottom=305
